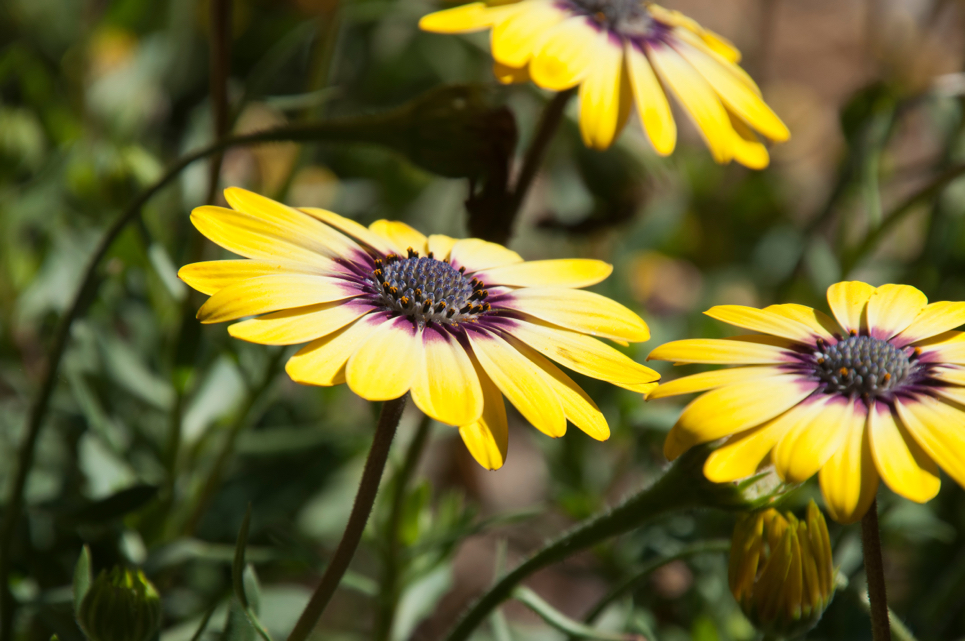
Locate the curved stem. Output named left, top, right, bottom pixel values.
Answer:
left=861, top=499, right=892, bottom=641
left=0, top=121, right=378, bottom=641
left=375, top=415, right=432, bottom=641
left=286, top=395, right=406, bottom=641
left=442, top=459, right=705, bottom=641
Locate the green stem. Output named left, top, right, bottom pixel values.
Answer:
left=861, top=499, right=892, bottom=641
left=442, top=458, right=706, bottom=641
left=286, top=395, right=406, bottom=641
left=206, top=0, right=233, bottom=205
left=374, top=416, right=432, bottom=641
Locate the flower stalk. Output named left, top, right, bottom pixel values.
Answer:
left=861, top=499, right=892, bottom=641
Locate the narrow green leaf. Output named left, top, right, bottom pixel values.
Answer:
left=513, top=587, right=636, bottom=641
left=72, top=545, right=93, bottom=615
left=189, top=606, right=217, bottom=641
left=233, top=504, right=253, bottom=610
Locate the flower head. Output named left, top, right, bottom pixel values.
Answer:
left=77, top=567, right=161, bottom=641
left=729, top=501, right=835, bottom=637
left=419, top=1, right=789, bottom=165
left=648, top=281, right=965, bottom=522
left=180, top=188, right=659, bottom=469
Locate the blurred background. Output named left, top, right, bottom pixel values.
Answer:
left=2, top=0, right=965, bottom=639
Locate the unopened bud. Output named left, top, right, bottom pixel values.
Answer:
left=77, top=567, right=161, bottom=641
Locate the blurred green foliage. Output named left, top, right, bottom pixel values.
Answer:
left=3, top=0, right=965, bottom=640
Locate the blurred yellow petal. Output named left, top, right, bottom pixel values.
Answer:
left=468, top=329, right=566, bottom=437
left=459, top=354, right=509, bottom=470
left=705, top=405, right=809, bottom=482
left=894, top=301, right=965, bottom=346
left=626, top=41, right=676, bottom=156
left=179, top=259, right=328, bottom=296
left=509, top=287, right=650, bottom=343
left=491, top=0, right=566, bottom=68
left=196, top=274, right=359, bottom=324
left=773, top=396, right=853, bottom=484
left=285, top=314, right=383, bottom=387
left=868, top=401, right=940, bottom=503
left=648, top=337, right=792, bottom=365
left=419, top=2, right=518, bottom=33
left=648, top=366, right=781, bottom=400
left=826, top=281, right=875, bottom=335
left=704, top=305, right=817, bottom=343
left=346, top=317, right=422, bottom=401
left=666, top=375, right=816, bottom=460
left=410, top=326, right=484, bottom=426
left=896, top=395, right=965, bottom=488
left=579, top=33, right=625, bottom=150
left=449, top=238, right=523, bottom=273
left=529, top=16, right=598, bottom=91
left=818, top=408, right=878, bottom=524
left=647, top=40, right=733, bottom=163
left=428, top=234, right=458, bottom=260
left=369, top=220, right=429, bottom=255
left=509, top=319, right=659, bottom=390
left=866, top=283, right=928, bottom=340
left=228, top=300, right=371, bottom=345
left=728, top=113, right=770, bottom=170
left=479, top=259, right=612, bottom=288
left=299, top=207, right=397, bottom=255
left=765, top=304, right=839, bottom=342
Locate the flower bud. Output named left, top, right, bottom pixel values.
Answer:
left=77, top=567, right=161, bottom=641
left=729, top=501, right=835, bottom=638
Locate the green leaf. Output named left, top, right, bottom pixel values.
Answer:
left=229, top=505, right=274, bottom=641
left=72, top=545, right=92, bottom=616
left=66, top=484, right=159, bottom=523
left=512, top=587, right=636, bottom=641
left=233, top=504, right=253, bottom=610
left=400, top=481, right=431, bottom=547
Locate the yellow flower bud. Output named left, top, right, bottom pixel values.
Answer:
left=77, top=567, right=161, bottom=641
left=729, top=500, right=835, bottom=638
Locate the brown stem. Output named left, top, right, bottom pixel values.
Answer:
left=286, top=395, right=406, bottom=641
left=862, top=499, right=892, bottom=641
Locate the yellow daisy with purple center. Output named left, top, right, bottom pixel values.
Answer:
left=179, top=188, right=659, bottom=469
left=648, top=281, right=965, bottom=523
left=419, top=0, right=789, bottom=166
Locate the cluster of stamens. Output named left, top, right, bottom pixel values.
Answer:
left=566, top=0, right=654, bottom=34
left=812, top=332, right=919, bottom=398
left=371, top=248, right=490, bottom=326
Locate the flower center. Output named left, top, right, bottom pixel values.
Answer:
left=372, top=250, right=490, bottom=326
left=812, top=335, right=914, bottom=397
left=565, top=0, right=651, bottom=32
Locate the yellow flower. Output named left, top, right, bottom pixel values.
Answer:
left=729, top=501, right=835, bottom=637
left=648, top=281, right=965, bottom=523
left=180, top=188, right=659, bottom=470
left=419, top=1, right=789, bottom=166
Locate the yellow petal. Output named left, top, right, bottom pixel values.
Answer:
left=626, top=41, right=676, bottom=155
left=459, top=353, right=509, bottom=470
left=196, top=274, right=360, bottom=324
left=223, top=187, right=362, bottom=258
left=773, top=396, right=854, bottom=484
left=893, top=300, right=965, bottom=347
left=579, top=33, right=626, bottom=150
left=665, top=375, right=816, bottom=460
left=449, top=238, right=523, bottom=273
left=369, top=220, right=429, bottom=256
left=896, top=394, right=965, bottom=488
left=478, top=259, right=613, bottom=288
left=671, top=27, right=755, bottom=90
left=228, top=300, right=371, bottom=345
left=866, top=283, right=928, bottom=340
left=931, top=365, right=965, bottom=385
left=190, top=206, right=340, bottom=269
left=299, top=207, right=396, bottom=255
left=868, top=400, right=940, bottom=503
left=285, top=314, right=383, bottom=387
left=764, top=304, right=839, bottom=341
left=493, top=61, right=530, bottom=84
left=826, top=281, right=875, bottom=335
left=647, top=40, right=733, bottom=164
left=467, top=329, right=566, bottom=437
left=648, top=366, right=782, bottom=400
left=818, top=407, right=878, bottom=524
left=728, top=112, right=770, bottom=170
left=418, top=2, right=517, bottom=33
left=428, top=234, right=458, bottom=260
left=674, top=42, right=789, bottom=141
left=178, top=259, right=329, bottom=296
left=508, top=287, right=650, bottom=343
left=704, top=305, right=818, bottom=344
left=410, top=326, right=484, bottom=426
left=346, top=316, right=422, bottom=401
left=490, top=1, right=566, bottom=68
left=510, top=338, right=609, bottom=440
left=704, top=404, right=809, bottom=482
left=647, top=337, right=792, bottom=365
left=529, top=16, right=599, bottom=91
left=508, top=319, right=659, bottom=391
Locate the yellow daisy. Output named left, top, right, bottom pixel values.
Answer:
left=648, top=281, right=965, bottom=523
left=179, top=188, right=659, bottom=470
left=419, top=0, right=789, bottom=166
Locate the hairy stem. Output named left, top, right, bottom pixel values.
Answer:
left=861, top=499, right=892, bottom=641
left=286, top=396, right=406, bottom=641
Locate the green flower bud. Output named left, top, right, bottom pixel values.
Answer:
left=77, top=567, right=161, bottom=641
left=729, top=500, right=836, bottom=638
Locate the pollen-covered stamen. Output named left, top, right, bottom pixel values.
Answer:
left=373, top=255, right=490, bottom=326
left=812, top=335, right=917, bottom=397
